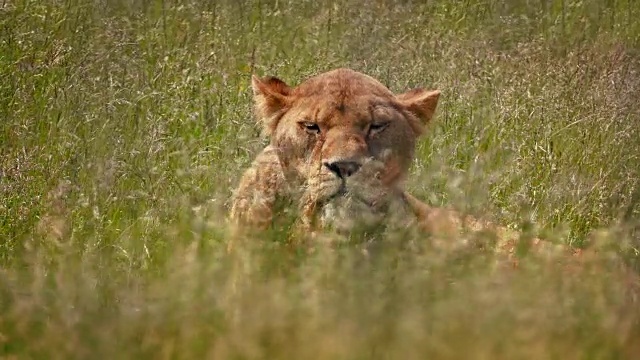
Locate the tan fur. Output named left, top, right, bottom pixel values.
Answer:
left=230, top=68, right=545, bottom=254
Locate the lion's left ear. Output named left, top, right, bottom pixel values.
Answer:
left=396, top=88, right=441, bottom=134
left=251, top=75, right=292, bottom=136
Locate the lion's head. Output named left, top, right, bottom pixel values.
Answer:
left=250, top=68, right=440, bottom=231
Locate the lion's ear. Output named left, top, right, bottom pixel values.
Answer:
left=251, top=75, right=291, bottom=136
left=396, top=88, right=441, bottom=134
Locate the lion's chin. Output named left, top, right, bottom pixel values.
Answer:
left=317, top=192, right=386, bottom=235
left=312, top=179, right=344, bottom=203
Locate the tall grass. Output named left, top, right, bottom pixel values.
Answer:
left=1, top=0, right=639, bottom=358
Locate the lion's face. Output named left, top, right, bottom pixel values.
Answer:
left=251, top=68, right=440, bottom=229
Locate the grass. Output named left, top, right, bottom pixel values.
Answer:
left=1, top=0, right=640, bottom=358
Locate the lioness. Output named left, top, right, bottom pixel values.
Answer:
left=230, top=68, right=538, bottom=247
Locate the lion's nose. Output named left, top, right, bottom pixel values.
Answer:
left=324, top=160, right=362, bottom=178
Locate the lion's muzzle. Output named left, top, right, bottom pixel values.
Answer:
left=323, top=159, right=362, bottom=178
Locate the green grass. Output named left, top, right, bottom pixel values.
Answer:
left=1, top=0, right=640, bottom=358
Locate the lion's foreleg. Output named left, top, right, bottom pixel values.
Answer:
left=229, top=146, right=286, bottom=229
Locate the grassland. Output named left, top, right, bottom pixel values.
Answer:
left=1, top=0, right=640, bottom=358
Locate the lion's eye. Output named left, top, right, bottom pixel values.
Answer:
left=299, top=122, right=320, bottom=135
left=369, top=122, right=389, bottom=136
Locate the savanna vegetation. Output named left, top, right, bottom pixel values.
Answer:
left=1, top=0, right=639, bottom=358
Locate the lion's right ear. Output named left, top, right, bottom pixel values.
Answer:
left=251, top=75, right=291, bottom=136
